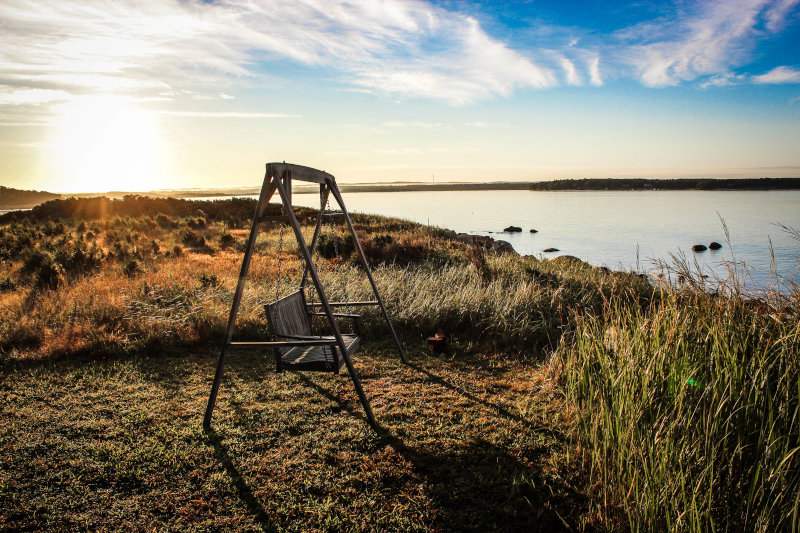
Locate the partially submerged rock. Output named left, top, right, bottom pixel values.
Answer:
left=455, top=233, right=518, bottom=255
left=551, top=255, right=582, bottom=264
left=709, top=241, right=722, bottom=250
left=543, top=247, right=559, bottom=253
left=692, top=244, right=707, bottom=252
left=491, top=240, right=515, bottom=254
left=503, top=225, right=522, bottom=232
left=529, top=229, right=538, bottom=233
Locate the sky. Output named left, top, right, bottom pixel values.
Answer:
left=1, top=0, right=800, bottom=193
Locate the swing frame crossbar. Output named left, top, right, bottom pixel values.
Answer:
left=203, top=162, right=407, bottom=430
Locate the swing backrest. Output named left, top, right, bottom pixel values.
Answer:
left=264, top=290, right=312, bottom=339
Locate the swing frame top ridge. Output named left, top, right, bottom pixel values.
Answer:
left=265, top=162, right=334, bottom=185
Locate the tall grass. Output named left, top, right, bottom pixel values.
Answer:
left=561, top=275, right=800, bottom=531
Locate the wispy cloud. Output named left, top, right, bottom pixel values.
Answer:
left=159, top=111, right=298, bottom=118
left=700, top=73, right=748, bottom=88
left=587, top=56, right=603, bottom=86
left=0, top=0, right=556, bottom=107
left=0, top=0, right=797, bottom=110
left=753, top=66, right=800, bottom=83
left=614, top=0, right=800, bottom=87
left=559, top=57, right=582, bottom=85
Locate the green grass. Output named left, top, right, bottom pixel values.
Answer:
left=0, top=346, right=589, bottom=531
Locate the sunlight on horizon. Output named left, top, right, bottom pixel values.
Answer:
left=48, top=97, right=164, bottom=193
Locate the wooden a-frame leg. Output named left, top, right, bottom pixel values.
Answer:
left=203, top=172, right=279, bottom=429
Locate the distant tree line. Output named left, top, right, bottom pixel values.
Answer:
left=528, top=177, right=800, bottom=191
left=0, top=195, right=284, bottom=228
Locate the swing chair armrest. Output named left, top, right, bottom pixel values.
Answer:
left=228, top=340, right=337, bottom=348
left=274, top=334, right=335, bottom=341
left=307, top=301, right=379, bottom=308
left=309, top=312, right=362, bottom=319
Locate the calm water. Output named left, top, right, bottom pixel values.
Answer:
left=211, top=189, right=800, bottom=288
left=291, top=189, right=800, bottom=287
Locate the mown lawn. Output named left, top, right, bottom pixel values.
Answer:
left=0, top=343, right=590, bottom=532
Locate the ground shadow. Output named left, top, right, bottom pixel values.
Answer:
left=295, top=370, right=588, bottom=531
left=203, top=427, right=277, bottom=532
left=406, top=360, right=564, bottom=440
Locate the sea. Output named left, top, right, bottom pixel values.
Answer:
left=204, top=189, right=800, bottom=291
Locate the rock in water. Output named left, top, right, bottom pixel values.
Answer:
left=492, top=240, right=517, bottom=255
left=692, top=244, right=707, bottom=252
left=529, top=229, right=538, bottom=233
left=551, top=255, right=582, bottom=264
left=543, top=247, right=559, bottom=253
left=503, top=225, right=522, bottom=232
left=709, top=241, right=722, bottom=250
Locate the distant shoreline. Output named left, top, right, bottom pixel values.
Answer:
left=2, top=177, right=799, bottom=210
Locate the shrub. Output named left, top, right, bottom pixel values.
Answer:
left=181, top=229, right=206, bottom=248
left=219, top=232, right=236, bottom=249
left=199, top=272, right=219, bottom=287
left=123, top=259, right=140, bottom=277
left=0, top=275, right=16, bottom=292
left=318, top=233, right=354, bottom=260
left=156, top=214, right=175, bottom=228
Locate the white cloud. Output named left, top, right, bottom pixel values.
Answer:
left=0, top=88, right=72, bottom=105
left=382, top=121, right=446, bottom=128
left=587, top=56, right=603, bottom=86
left=616, top=0, right=799, bottom=87
left=764, top=0, right=800, bottom=30
left=159, top=111, right=298, bottom=118
left=0, top=0, right=797, bottom=110
left=700, top=73, right=747, bottom=88
left=752, top=66, right=800, bottom=84
left=559, top=57, right=582, bottom=85
left=0, top=0, right=555, bottom=107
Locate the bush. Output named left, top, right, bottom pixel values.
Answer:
left=156, top=214, right=175, bottom=228
left=123, top=260, right=140, bottom=277
left=0, top=276, right=16, bottom=292
left=199, top=272, right=219, bottom=287
left=181, top=229, right=206, bottom=248
left=219, top=232, right=236, bottom=249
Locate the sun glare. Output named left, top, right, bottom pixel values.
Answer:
left=50, top=97, right=163, bottom=193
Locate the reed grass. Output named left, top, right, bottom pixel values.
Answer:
left=560, top=264, right=800, bottom=531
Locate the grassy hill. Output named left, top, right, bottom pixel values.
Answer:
left=0, top=196, right=798, bottom=531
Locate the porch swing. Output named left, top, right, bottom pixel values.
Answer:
left=203, top=162, right=407, bottom=430
left=265, top=193, right=361, bottom=373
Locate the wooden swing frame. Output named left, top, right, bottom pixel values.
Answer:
left=203, top=162, right=407, bottom=430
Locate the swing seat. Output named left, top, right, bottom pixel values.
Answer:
left=264, top=291, right=361, bottom=373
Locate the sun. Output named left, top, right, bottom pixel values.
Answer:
left=49, top=96, right=164, bottom=193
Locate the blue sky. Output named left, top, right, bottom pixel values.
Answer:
left=1, top=0, right=799, bottom=192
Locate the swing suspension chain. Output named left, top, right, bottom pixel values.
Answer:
left=275, top=217, right=285, bottom=302
left=328, top=204, right=351, bottom=315
left=306, top=192, right=330, bottom=309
